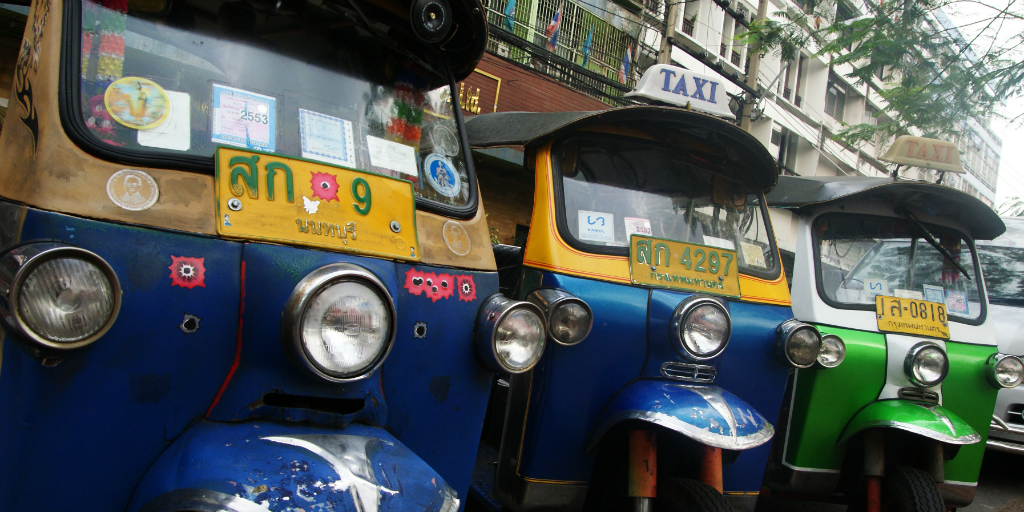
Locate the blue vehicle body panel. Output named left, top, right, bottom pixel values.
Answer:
left=588, top=380, right=774, bottom=450
left=716, top=300, right=794, bottom=492
left=129, top=421, right=456, bottom=512
left=0, top=208, right=242, bottom=512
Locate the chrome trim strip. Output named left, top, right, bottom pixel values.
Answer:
left=660, top=361, right=716, bottom=383
left=264, top=434, right=398, bottom=512
left=844, top=420, right=980, bottom=445
left=985, top=438, right=1024, bottom=454
left=942, top=480, right=978, bottom=487
left=780, top=461, right=840, bottom=474
left=280, top=263, right=397, bottom=383
left=139, top=488, right=270, bottom=512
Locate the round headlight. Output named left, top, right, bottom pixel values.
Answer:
left=526, top=289, right=593, bottom=346
left=816, top=334, right=846, bottom=368
left=671, top=297, right=731, bottom=360
left=986, top=354, right=1024, bottom=389
left=775, top=319, right=821, bottom=369
left=904, top=342, right=948, bottom=388
left=475, top=294, right=547, bottom=373
left=0, top=244, right=121, bottom=350
left=282, top=264, right=395, bottom=382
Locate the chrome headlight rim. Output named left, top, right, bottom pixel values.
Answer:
left=281, top=263, right=397, bottom=383
left=474, top=293, right=547, bottom=374
left=816, top=334, right=846, bottom=368
left=526, top=288, right=594, bottom=346
left=986, top=353, right=1024, bottom=389
left=670, top=295, right=732, bottom=361
left=775, top=319, right=821, bottom=369
left=1, top=243, right=122, bottom=350
left=903, top=342, right=949, bottom=388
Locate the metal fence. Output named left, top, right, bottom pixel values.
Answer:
left=482, top=0, right=639, bottom=104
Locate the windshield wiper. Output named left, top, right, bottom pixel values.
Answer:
left=896, top=207, right=972, bottom=281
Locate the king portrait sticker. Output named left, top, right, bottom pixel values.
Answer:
left=105, top=77, right=171, bottom=130
left=107, top=169, right=159, bottom=211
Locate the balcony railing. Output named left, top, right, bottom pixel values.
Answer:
left=682, top=18, right=694, bottom=36
left=731, top=50, right=741, bottom=67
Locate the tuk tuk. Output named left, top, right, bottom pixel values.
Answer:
left=759, top=172, right=1021, bottom=511
left=0, top=1, right=551, bottom=511
left=463, top=64, right=840, bottom=512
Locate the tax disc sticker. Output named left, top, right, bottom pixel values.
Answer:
left=104, top=77, right=171, bottom=130
left=424, top=154, right=461, bottom=198
left=107, top=169, right=159, bottom=211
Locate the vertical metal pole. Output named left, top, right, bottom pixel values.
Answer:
left=740, top=0, right=770, bottom=132
left=698, top=445, right=724, bottom=492
left=629, top=429, right=657, bottom=512
left=657, top=0, right=680, bottom=64
left=863, top=429, right=885, bottom=512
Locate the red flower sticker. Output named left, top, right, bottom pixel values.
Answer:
left=403, top=268, right=457, bottom=302
left=169, top=256, right=206, bottom=289
left=310, top=171, right=339, bottom=202
left=457, top=275, right=477, bottom=302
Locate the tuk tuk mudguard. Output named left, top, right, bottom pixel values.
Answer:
left=837, top=400, right=979, bottom=446
left=588, top=380, right=775, bottom=451
left=128, top=421, right=458, bottom=512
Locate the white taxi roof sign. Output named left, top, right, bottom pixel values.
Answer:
left=625, top=64, right=736, bottom=120
left=879, top=135, right=965, bottom=174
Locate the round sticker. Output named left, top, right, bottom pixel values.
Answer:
left=107, top=169, right=159, bottom=211
left=431, top=124, right=460, bottom=156
left=424, top=154, right=461, bottom=198
left=442, top=220, right=471, bottom=256
left=104, top=77, right=171, bottom=130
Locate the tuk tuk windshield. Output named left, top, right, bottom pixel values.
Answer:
left=73, top=0, right=472, bottom=207
left=556, top=136, right=778, bottom=276
left=815, top=214, right=983, bottom=321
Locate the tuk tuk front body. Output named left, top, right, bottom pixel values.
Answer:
left=466, top=106, right=825, bottom=511
left=761, top=176, right=1013, bottom=509
left=0, top=1, right=510, bottom=510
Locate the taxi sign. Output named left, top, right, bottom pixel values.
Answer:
left=875, top=295, right=950, bottom=339
left=629, top=235, right=741, bottom=298
left=625, top=64, right=735, bottom=120
left=879, top=135, right=964, bottom=173
left=215, top=147, right=420, bottom=261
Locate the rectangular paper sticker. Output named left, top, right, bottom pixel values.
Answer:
left=739, top=241, right=766, bottom=268
left=894, top=289, right=924, bottom=300
left=366, top=135, right=418, bottom=176
left=703, top=236, right=736, bottom=250
left=138, top=90, right=190, bottom=151
left=578, top=211, right=615, bottom=243
left=299, top=109, right=356, bottom=167
left=922, top=284, right=945, bottom=304
left=211, top=84, right=276, bottom=152
left=862, top=279, right=890, bottom=302
left=624, top=217, right=652, bottom=237
left=945, top=289, right=969, bottom=315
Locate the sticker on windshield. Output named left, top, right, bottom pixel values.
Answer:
left=299, top=109, right=355, bottom=168
left=138, top=91, right=190, bottom=151
left=431, top=124, right=460, bottom=157
left=894, top=289, right=924, bottom=300
left=945, top=289, right=969, bottom=315
left=211, top=84, right=276, bottom=152
left=424, top=154, right=461, bottom=197
left=105, top=77, right=171, bottom=130
left=704, top=236, right=736, bottom=251
left=862, top=278, right=890, bottom=302
left=923, top=284, right=945, bottom=304
left=578, top=211, right=615, bottom=243
left=367, top=135, right=418, bottom=177
left=624, top=217, right=652, bottom=237
left=740, top=241, right=766, bottom=268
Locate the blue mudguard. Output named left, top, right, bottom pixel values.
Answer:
left=588, top=379, right=774, bottom=451
left=129, top=421, right=459, bottom=512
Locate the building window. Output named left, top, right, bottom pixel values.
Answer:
left=825, top=75, right=847, bottom=122
left=864, top=104, right=878, bottom=125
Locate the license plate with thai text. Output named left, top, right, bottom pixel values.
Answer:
left=629, top=235, right=741, bottom=298
left=875, top=295, right=950, bottom=339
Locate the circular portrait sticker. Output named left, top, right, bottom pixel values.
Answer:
left=442, top=220, right=471, bottom=256
left=104, top=77, right=170, bottom=130
left=424, top=154, right=461, bottom=198
left=431, top=124, right=460, bottom=157
left=107, top=169, right=159, bottom=211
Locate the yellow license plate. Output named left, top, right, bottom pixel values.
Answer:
left=875, top=296, right=950, bottom=339
left=629, top=235, right=741, bottom=298
left=215, top=148, right=419, bottom=261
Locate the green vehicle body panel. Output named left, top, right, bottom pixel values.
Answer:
left=941, top=341, right=998, bottom=483
left=836, top=400, right=977, bottom=445
left=783, top=328, right=997, bottom=481
left=783, top=326, right=886, bottom=470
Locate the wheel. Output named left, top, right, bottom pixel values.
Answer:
left=655, top=478, right=733, bottom=512
left=882, top=466, right=945, bottom=512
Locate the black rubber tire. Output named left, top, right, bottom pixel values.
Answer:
left=882, top=466, right=945, bottom=512
left=655, top=478, right=734, bottom=512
